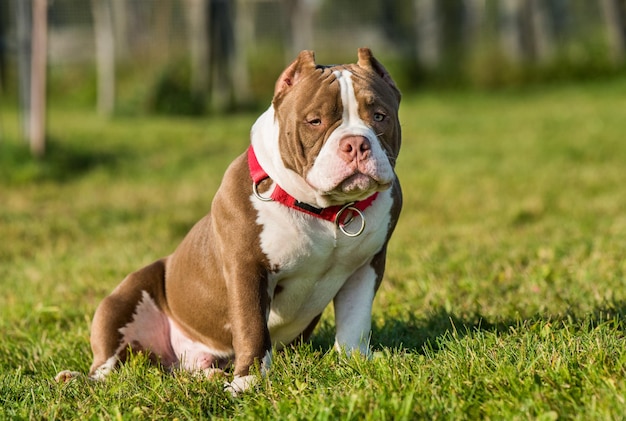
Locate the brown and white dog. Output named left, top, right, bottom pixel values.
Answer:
left=56, top=48, right=402, bottom=394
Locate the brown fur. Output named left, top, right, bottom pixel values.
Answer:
left=89, top=154, right=272, bottom=378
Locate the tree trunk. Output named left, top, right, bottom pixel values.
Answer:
left=415, top=0, right=440, bottom=69
left=233, top=0, right=253, bottom=104
left=110, top=0, right=128, bottom=58
left=285, top=0, right=317, bottom=61
left=528, top=0, right=553, bottom=62
left=462, top=0, right=486, bottom=47
left=16, top=0, right=32, bottom=140
left=154, top=0, right=173, bottom=58
left=30, top=0, right=47, bottom=157
left=600, top=0, right=626, bottom=64
left=91, top=0, right=116, bottom=116
left=0, top=1, right=8, bottom=91
left=209, top=0, right=235, bottom=111
left=499, top=0, right=524, bottom=63
left=184, top=0, right=210, bottom=98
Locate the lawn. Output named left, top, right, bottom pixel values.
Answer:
left=1, top=78, right=626, bottom=419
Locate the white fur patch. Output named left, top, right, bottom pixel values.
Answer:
left=225, top=375, right=258, bottom=396
left=252, top=187, right=393, bottom=348
left=115, top=291, right=232, bottom=374
left=261, top=348, right=272, bottom=375
left=90, top=355, right=118, bottom=381
left=168, top=318, right=233, bottom=371
left=117, top=291, right=177, bottom=367
left=333, top=264, right=378, bottom=356
left=223, top=349, right=271, bottom=396
left=251, top=106, right=323, bottom=206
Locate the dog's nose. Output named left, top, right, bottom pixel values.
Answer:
left=339, top=136, right=371, bottom=163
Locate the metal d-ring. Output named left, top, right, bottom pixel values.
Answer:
left=335, top=203, right=366, bottom=237
left=252, top=181, right=273, bottom=202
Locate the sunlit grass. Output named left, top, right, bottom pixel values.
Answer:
left=1, top=78, right=626, bottom=418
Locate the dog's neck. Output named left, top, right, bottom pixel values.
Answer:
left=248, top=145, right=378, bottom=236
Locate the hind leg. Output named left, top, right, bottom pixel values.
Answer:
left=55, top=258, right=171, bottom=382
left=89, top=258, right=173, bottom=379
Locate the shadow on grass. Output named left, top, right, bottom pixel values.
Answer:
left=0, top=137, right=130, bottom=184
left=372, top=303, right=626, bottom=353
left=311, top=302, right=626, bottom=355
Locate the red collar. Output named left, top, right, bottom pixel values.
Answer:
left=247, top=146, right=378, bottom=236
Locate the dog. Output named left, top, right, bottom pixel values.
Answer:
left=56, top=48, right=402, bottom=395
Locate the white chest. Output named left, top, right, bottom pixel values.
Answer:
left=252, top=188, right=393, bottom=346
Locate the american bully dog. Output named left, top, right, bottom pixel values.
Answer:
left=56, top=48, right=402, bottom=394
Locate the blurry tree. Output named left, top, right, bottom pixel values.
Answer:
left=499, top=0, right=524, bottom=62
left=91, top=0, right=115, bottom=116
left=30, top=0, right=47, bottom=157
left=6, top=0, right=626, bottom=120
left=208, top=0, right=235, bottom=110
left=154, top=0, right=174, bottom=58
left=600, top=0, right=626, bottom=64
left=184, top=0, right=210, bottom=98
left=16, top=0, right=32, bottom=138
left=233, top=0, right=252, bottom=103
left=498, top=0, right=555, bottom=63
left=462, top=0, right=486, bottom=48
left=15, top=0, right=48, bottom=156
left=110, top=0, right=127, bottom=58
left=379, top=0, right=412, bottom=52
left=0, top=0, right=7, bottom=91
left=125, top=0, right=150, bottom=55
left=527, top=0, right=554, bottom=62
left=182, top=0, right=253, bottom=111
left=284, top=0, right=320, bottom=60
left=415, top=0, right=441, bottom=68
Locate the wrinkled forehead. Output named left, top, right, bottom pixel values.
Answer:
left=292, top=64, right=398, bottom=109
left=278, top=66, right=342, bottom=113
left=324, top=64, right=399, bottom=108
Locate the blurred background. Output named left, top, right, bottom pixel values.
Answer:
left=1, top=0, right=626, bottom=155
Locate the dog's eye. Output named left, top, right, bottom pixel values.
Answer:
left=373, top=112, right=386, bottom=122
left=308, top=118, right=322, bottom=126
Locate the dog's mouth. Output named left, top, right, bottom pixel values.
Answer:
left=340, top=173, right=380, bottom=193
left=304, top=150, right=396, bottom=206
left=320, top=172, right=392, bottom=204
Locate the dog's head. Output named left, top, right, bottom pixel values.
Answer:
left=252, top=48, right=401, bottom=208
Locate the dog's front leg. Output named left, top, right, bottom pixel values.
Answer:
left=333, top=260, right=380, bottom=357
left=224, top=267, right=272, bottom=395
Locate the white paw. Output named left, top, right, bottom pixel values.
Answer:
left=334, top=341, right=371, bottom=359
left=201, top=368, right=225, bottom=379
left=224, top=375, right=257, bottom=397
left=88, top=356, right=118, bottom=381
left=54, top=370, right=81, bottom=383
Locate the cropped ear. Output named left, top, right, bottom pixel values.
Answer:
left=357, top=48, right=401, bottom=101
left=274, top=50, right=317, bottom=100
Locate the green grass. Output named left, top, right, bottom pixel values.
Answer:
left=1, top=78, right=626, bottom=419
